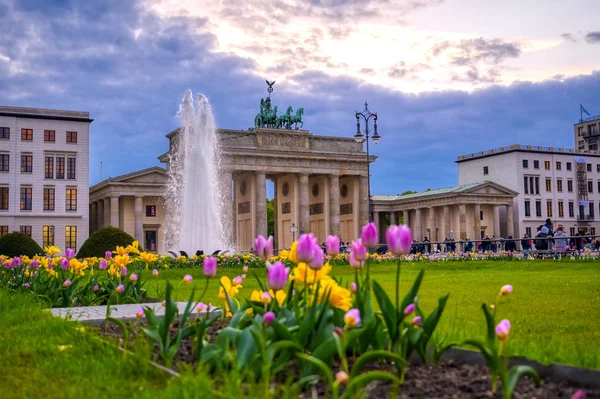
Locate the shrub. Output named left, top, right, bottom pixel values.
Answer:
left=0, top=232, right=44, bottom=257
left=77, top=227, right=140, bottom=258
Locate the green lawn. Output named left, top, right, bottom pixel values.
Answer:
left=146, top=259, right=600, bottom=369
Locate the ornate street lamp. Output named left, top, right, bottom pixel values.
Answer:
left=354, top=101, right=380, bottom=222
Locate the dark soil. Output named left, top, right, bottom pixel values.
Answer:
left=97, top=321, right=600, bottom=398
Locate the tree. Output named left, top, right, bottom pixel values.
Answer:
left=267, top=198, right=275, bottom=238
left=399, top=190, right=418, bottom=196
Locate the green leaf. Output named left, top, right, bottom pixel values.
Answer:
left=301, top=337, right=337, bottom=377
left=349, top=350, right=407, bottom=379
left=462, top=339, right=496, bottom=370
left=400, top=269, right=424, bottom=313
left=296, top=353, right=334, bottom=389
left=266, top=340, right=303, bottom=362
left=216, top=327, right=242, bottom=349
left=341, top=371, right=401, bottom=399
left=503, top=366, right=541, bottom=399
left=372, top=280, right=398, bottom=341
left=432, top=342, right=457, bottom=364
left=481, top=303, right=496, bottom=346
left=271, top=320, right=294, bottom=341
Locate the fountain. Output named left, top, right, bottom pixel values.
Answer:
left=164, top=90, right=231, bottom=255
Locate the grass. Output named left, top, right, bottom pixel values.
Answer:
left=145, top=259, right=600, bottom=369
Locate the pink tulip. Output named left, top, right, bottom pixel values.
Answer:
left=203, top=256, right=217, bottom=278
left=344, top=308, right=361, bottom=327
left=136, top=307, right=144, bottom=319
left=267, top=261, right=290, bottom=291
left=296, top=234, right=317, bottom=263
left=121, top=266, right=128, bottom=276
left=242, top=265, right=249, bottom=273
left=152, top=269, right=159, bottom=277
left=571, top=390, right=585, bottom=399
left=495, top=319, right=511, bottom=341
left=233, top=276, right=243, bottom=286
left=403, top=303, right=415, bottom=315
left=326, top=235, right=340, bottom=256
left=386, top=225, right=412, bottom=255
left=349, top=251, right=363, bottom=269
left=63, top=279, right=72, bottom=287
left=98, top=259, right=107, bottom=270
left=60, top=258, right=69, bottom=270
left=500, top=284, right=513, bottom=296
left=116, top=284, right=124, bottom=293
left=350, top=282, right=357, bottom=293
left=263, top=311, right=275, bottom=326
left=351, top=239, right=367, bottom=262
left=65, top=248, right=75, bottom=259
left=255, top=235, right=274, bottom=261
left=361, top=223, right=378, bottom=248
left=93, top=284, right=99, bottom=292
left=105, top=251, right=112, bottom=260
left=412, top=316, right=422, bottom=326
left=309, top=245, right=324, bottom=270
left=129, top=273, right=138, bottom=281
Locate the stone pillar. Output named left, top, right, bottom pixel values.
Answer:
left=442, top=206, right=450, bottom=241
left=428, top=207, right=436, bottom=242
left=232, top=174, right=237, bottom=249
left=402, top=210, right=409, bottom=226
left=298, top=173, right=310, bottom=234
left=506, top=204, right=514, bottom=238
left=97, top=200, right=104, bottom=229
left=329, top=174, right=340, bottom=238
left=459, top=204, right=467, bottom=240
left=255, top=172, right=267, bottom=239
left=493, top=205, right=501, bottom=237
left=91, top=201, right=98, bottom=233
left=372, top=210, right=380, bottom=241
left=359, top=175, right=369, bottom=228
left=103, top=198, right=110, bottom=228
left=474, top=204, right=481, bottom=240
left=110, top=196, right=119, bottom=227
left=415, top=208, right=423, bottom=241
left=273, top=178, right=279, bottom=249
left=221, top=170, right=233, bottom=247
left=134, top=196, right=143, bottom=244
left=390, top=211, right=397, bottom=226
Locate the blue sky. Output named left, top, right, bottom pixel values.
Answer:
left=1, top=0, right=599, bottom=196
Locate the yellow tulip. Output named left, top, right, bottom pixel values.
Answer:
left=290, top=262, right=331, bottom=285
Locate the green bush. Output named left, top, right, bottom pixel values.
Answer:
left=77, top=227, right=140, bottom=258
left=0, top=232, right=44, bottom=257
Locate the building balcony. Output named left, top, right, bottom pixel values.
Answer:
left=577, top=215, right=595, bottom=221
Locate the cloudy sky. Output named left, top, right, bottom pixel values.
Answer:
left=1, top=0, right=599, bottom=195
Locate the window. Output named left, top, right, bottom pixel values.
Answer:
left=43, top=188, right=55, bottom=211
left=20, top=226, right=32, bottom=237
left=524, top=200, right=531, bottom=217
left=0, top=226, right=7, bottom=237
left=579, top=204, right=585, bottom=219
left=558, top=201, right=564, bottom=217
left=67, top=158, right=76, bottom=179
left=570, top=227, right=576, bottom=237
left=535, top=177, right=540, bottom=194
left=56, top=157, right=65, bottom=179
left=20, top=155, right=32, bottom=173
left=535, top=200, right=542, bottom=217
left=65, top=226, right=77, bottom=250
left=45, top=156, right=54, bottom=178
left=567, top=162, right=572, bottom=171
left=43, top=226, right=54, bottom=247
left=578, top=140, right=585, bottom=150
left=545, top=178, right=552, bottom=192
left=590, top=202, right=595, bottom=218
left=592, top=227, right=596, bottom=236
left=524, top=176, right=529, bottom=194
left=597, top=164, right=600, bottom=173
left=44, top=130, right=55, bottom=142
left=21, top=128, right=33, bottom=141
left=146, top=205, right=156, bottom=217
left=66, top=188, right=77, bottom=211
left=0, top=187, right=8, bottom=210
left=66, top=131, right=77, bottom=143
left=522, top=159, right=528, bottom=168
left=544, top=161, right=550, bottom=170
left=590, top=125, right=598, bottom=136
left=567, top=179, right=573, bottom=192
left=556, top=161, right=561, bottom=170
left=546, top=200, right=553, bottom=217
left=587, top=163, right=592, bottom=172
left=588, top=181, right=594, bottom=194
left=578, top=126, right=584, bottom=136
left=0, top=154, right=8, bottom=172
left=598, top=181, right=600, bottom=193
left=20, top=187, right=32, bottom=210
left=533, top=160, right=539, bottom=169
left=0, top=127, right=9, bottom=139
left=525, top=227, right=532, bottom=237
left=480, top=211, right=483, bottom=220
left=569, top=201, right=575, bottom=218
left=557, top=179, right=563, bottom=192
left=483, top=166, right=489, bottom=175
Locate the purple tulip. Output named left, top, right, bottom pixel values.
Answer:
left=129, top=273, right=138, bottom=281
left=386, top=225, right=412, bottom=255
left=203, top=256, right=217, bottom=278
left=254, top=235, right=274, bottom=261
left=412, top=316, right=422, bottom=325
left=23, top=282, right=30, bottom=288
left=105, top=251, right=112, bottom=260
left=183, top=274, right=193, bottom=284
left=263, top=311, right=275, bottom=326
left=351, top=239, right=367, bottom=262
left=12, top=257, right=21, bottom=267
left=233, top=276, right=243, bottom=286
left=30, top=259, right=39, bottom=269
left=500, top=284, right=513, bottom=296
left=152, top=269, right=159, bottom=277
left=326, top=235, right=340, bottom=256
left=344, top=308, right=361, bottom=327
left=403, top=303, right=415, bottom=315
left=60, top=258, right=69, bottom=270
left=63, top=279, right=72, bottom=287
left=267, top=261, right=290, bottom=291
left=93, top=284, right=99, bottom=292
left=242, top=265, right=249, bottom=273
left=309, top=245, right=325, bottom=270
left=65, top=248, right=75, bottom=259
left=121, top=266, right=128, bottom=276
left=116, top=284, right=125, bottom=293
left=571, top=390, right=585, bottom=399
left=495, top=319, right=511, bottom=341
left=296, top=234, right=317, bottom=263
left=98, top=259, right=107, bottom=270
left=349, top=252, right=363, bottom=269
left=350, top=282, right=357, bottom=293
left=361, top=223, right=378, bottom=248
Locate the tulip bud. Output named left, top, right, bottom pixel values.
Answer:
left=500, top=284, right=513, bottom=296
left=495, top=319, right=511, bottom=341
left=403, top=303, right=415, bottom=315
left=344, top=308, right=361, bottom=328
left=296, top=234, right=317, bottom=263
left=326, top=235, right=340, bottom=256
left=335, top=371, right=349, bottom=384
left=263, top=311, right=275, bottom=326
left=361, top=223, right=378, bottom=248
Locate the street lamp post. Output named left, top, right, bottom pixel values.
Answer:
left=354, top=102, right=380, bottom=223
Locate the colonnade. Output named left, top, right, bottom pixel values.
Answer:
left=90, top=195, right=146, bottom=245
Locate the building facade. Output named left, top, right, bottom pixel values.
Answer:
left=457, top=144, right=600, bottom=238
left=0, top=106, right=92, bottom=250
left=574, top=114, right=600, bottom=151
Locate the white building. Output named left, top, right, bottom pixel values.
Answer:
left=0, top=106, right=92, bottom=251
left=457, top=144, right=600, bottom=239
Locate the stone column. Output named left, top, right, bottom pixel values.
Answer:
left=110, top=196, right=119, bottom=227
left=103, top=198, right=110, bottom=228
left=97, top=200, right=104, bottom=229
left=221, top=170, right=233, bottom=247
left=273, top=178, right=279, bottom=249
left=91, top=201, right=98, bottom=233
left=390, top=211, right=397, bottom=226
left=473, top=203, right=481, bottom=240
left=134, top=196, right=143, bottom=244
left=359, top=175, right=369, bottom=228
left=415, top=208, right=423, bottom=241
left=372, top=211, right=380, bottom=241
left=459, top=204, right=467, bottom=240
left=442, top=206, right=450, bottom=241
left=232, top=174, right=237, bottom=249
left=402, top=210, right=409, bottom=226
left=493, top=205, right=501, bottom=237
left=298, top=173, right=310, bottom=234
left=329, top=174, right=340, bottom=238
left=506, top=204, right=514, bottom=238
left=428, top=207, right=436, bottom=241
left=255, top=172, right=267, bottom=239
